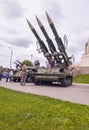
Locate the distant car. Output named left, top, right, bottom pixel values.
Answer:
left=2, top=71, right=7, bottom=78
left=13, top=71, right=21, bottom=82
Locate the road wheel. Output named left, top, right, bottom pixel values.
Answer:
left=61, top=77, right=72, bottom=87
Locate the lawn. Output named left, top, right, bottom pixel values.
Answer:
left=0, top=87, right=89, bottom=130
left=73, top=74, right=89, bottom=84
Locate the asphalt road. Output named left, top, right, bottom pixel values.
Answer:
left=0, top=79, right=89, bottom=105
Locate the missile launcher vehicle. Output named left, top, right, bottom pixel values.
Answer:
left=13, top=60, right=37, bottom=82
left=27, top=12, right=73, bottom=87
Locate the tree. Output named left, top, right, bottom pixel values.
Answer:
left=22, top=60, right=33, bottom=66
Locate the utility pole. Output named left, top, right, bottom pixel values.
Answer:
left=31, top=54, right=33, bottom=63
left=8, top=47, right=13, bottom=69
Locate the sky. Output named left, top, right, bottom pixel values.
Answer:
left=0, top=0, right=89, bottom=68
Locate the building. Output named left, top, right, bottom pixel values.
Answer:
left=81, top=40, right=89, bottom=66
left=72, top=40, right=89, bottom=76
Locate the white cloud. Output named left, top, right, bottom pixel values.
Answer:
left=0, top=0, right=24, bottom=19
left=0, top=0, right=89, bottom=68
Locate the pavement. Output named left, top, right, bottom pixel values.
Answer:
left=0, top=79, right=89, bottom=106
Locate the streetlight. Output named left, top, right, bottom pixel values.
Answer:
left=8, top=47, right=13, bottom=69
left=31, top=54, right=33, bottom=63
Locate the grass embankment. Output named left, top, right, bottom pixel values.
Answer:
left=0, top=87, right=89, bottom=130
left=73, top=74, right=89, bottom=84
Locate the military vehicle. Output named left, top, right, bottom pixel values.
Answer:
left=13, top=60, right=38, bottom=82
left=13, top=66, right=37, bottom=83
left=26, top=12, right=73, bottom=87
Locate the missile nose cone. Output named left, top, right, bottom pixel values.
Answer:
left=26, top=18, right=34, bottom=30
left=46, top=12, right=52, bottom=24
left=36, top=16, right=43, bottom=27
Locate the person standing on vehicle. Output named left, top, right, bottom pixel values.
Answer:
left=20, top=64, right=27, bottom=86
left=49, top=58, right=55, bottom=68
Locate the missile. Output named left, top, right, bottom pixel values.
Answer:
left=36, top=16, right=56, bottom=51
left=26, top=18, right=41, bottom=43
left=36, top=16, right=62, bottom=65
left=13, top=62, right=20, bottom=67
left=13, top=61, right=22, bottom=68
left=26, top=18, right=52, bottom=62
left=16, top=60, right=23, bottom=66
left=46, top=12, right=59, bottom=39
left=46, top=12, right=70, bottom=67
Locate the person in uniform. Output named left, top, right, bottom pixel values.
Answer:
left=49, top=58, right=55, bottom=68
left=0, top=66, right=3, bottom=80
left=20, top=64, right=27, bottom=86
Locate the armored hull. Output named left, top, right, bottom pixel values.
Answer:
left=29, top=66, right=73, bottom=87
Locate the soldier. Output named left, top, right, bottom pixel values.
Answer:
left=6, top=68, right=10, bottom=82
left=0, top=66, right=3, bottom=80
left=9, top=69, right=13, bottom=82
left=20, top=64, right=27, bottom=86
left=49, top=58, right=55, bottom=68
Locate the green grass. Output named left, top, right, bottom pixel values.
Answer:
left=73, top=74, right=89, bottom=84
left=0, top=87, right=89, bottom=130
